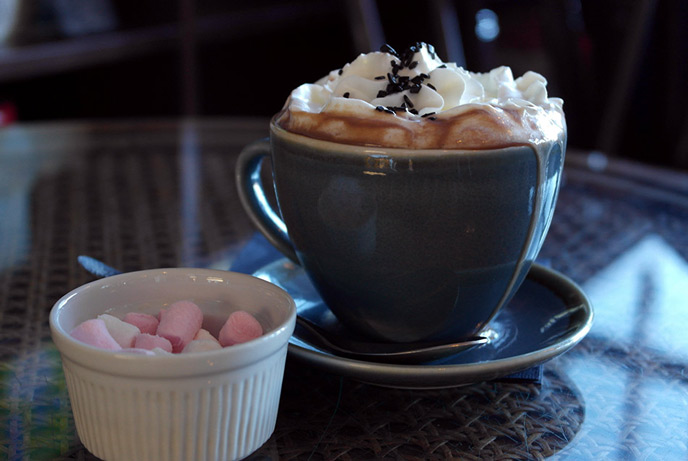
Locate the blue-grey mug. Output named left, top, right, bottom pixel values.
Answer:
left=236, top=118, right=565, bottom=342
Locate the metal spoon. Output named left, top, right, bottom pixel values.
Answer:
left=76, top=255, right=489, bottom=364
left=293, top=315, right=488, bottom=364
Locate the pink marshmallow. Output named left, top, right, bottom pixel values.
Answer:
left=70, top=318, right=122, bottom=351
left=156, top=300, right=203, bottom=353
left=182, top=339, right=223, bottom=354
left=123, top=312, right=159, bottom=335
left=134, top=333, right=173, bottom=353
left=219, top=311, right=263, bottom=347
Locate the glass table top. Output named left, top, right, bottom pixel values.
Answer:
left=1, top=120, right=687, bottom=460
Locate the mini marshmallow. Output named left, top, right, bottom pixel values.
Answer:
left=151, top=347, right=172, bottom=355
left=70, top=318, right=122, bottom=351
left=182, top=339, right=223, bottom=354
left=219, top=311, right=263, bottom=347
left=156, top=300, right=203, bottom=352
left=134, top=333, right=173, bottom=353
left=194, top=328, right=220, bottom=345
left=123, top=312, right=159, bottom=335
left=98, top=313, right=140, bottom=348
left=121, top=348, right=156, bottom=356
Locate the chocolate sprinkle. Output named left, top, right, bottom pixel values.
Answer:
left=387, top=83, right=403, bottom=93
left=376, top=105, right=395, bottom=115
left=380, top=44, right=399, bottom=57
left=343, top=92, right=350, bottom=98
left=338, top=69, right=343, bottom=75
left=366, top=43, right=442, bottom=116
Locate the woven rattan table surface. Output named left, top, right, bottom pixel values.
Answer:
left=1, top=119, right=687, bottom=460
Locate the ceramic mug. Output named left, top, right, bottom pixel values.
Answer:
left=236, top=119, right=565, bottom=342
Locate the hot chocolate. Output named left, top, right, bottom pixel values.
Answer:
left=237, top=43, right=567, bottom=342
left=276, top=42, right=565, bottom=150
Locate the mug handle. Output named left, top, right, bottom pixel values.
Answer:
left=235, top=138, right=299, bottom=264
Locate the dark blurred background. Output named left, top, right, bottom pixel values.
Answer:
left=0, top=0, right=686, bottom=169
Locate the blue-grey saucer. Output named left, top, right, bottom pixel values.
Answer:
left=254, top=259, right=593, bottom=389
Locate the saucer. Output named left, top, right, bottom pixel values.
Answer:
left=254, top=259, right=593, bottom=389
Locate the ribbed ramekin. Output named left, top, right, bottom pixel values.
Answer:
left=50, top=268, right=296, bottom=461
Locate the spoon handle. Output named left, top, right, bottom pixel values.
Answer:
left=295, top=315, right=488, bottom=364
left=77, top=255, right=122, bottom=278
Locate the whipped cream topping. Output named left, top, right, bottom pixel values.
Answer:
left=277, top=43, right=566, bottom=149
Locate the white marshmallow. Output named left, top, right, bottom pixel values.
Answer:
left=98, top=314, right=140, bottom=348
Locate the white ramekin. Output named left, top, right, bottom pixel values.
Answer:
left=50, top=268, right=296, bottom=461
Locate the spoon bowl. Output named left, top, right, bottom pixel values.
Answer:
left=77, top=255, right=489, bottom=364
